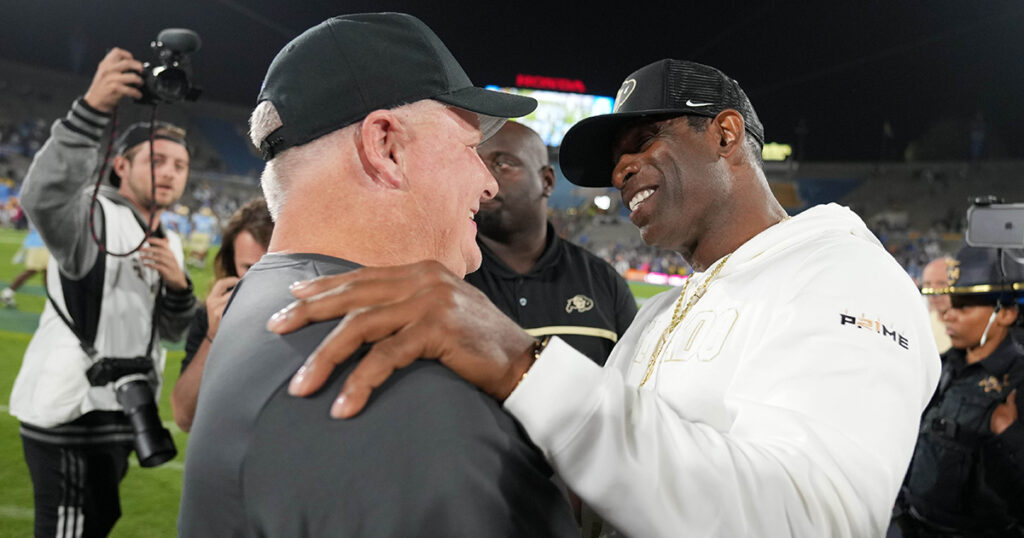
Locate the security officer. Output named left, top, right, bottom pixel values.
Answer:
left=895, top=245, right=1024, bottom=536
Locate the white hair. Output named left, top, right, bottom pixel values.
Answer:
left=250, top=101, right=286, bottom=220
left=249, top=100, right=449, bottom=220
left=249, top=100, right=283, bottom=151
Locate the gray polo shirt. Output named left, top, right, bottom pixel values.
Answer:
left=179, top=253, right=576, bottom=537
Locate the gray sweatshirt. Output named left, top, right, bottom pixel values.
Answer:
left=19, top=97, right=196, bottom=344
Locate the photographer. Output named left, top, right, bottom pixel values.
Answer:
left=171, top=198, right=273, bottom=432
left=9, top=47, right=196, bottom=537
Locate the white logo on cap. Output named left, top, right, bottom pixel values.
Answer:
left=613, top=79, right=637, bottom=112
left=686, top=100, right=713, bottom=107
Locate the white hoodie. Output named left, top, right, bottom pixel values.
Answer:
left=506, top=204, right=940, bottom=537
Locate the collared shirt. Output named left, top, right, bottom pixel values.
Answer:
left=465, top=223, right=637, bottom=366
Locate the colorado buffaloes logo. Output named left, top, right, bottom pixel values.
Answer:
left=613, top=79, right=637, bottom=112
left=839, top=313, right=910, bottom=350
left=566, top=295, right=595, bottom=313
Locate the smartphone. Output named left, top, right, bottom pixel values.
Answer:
left=966, top=203, right=1024, bottom=248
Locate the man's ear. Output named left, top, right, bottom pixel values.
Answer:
left=112, top=155, right=130, bottom=183
left=540, top=165, right=555, bottom=198
left=359, top=109, right=407, bottom=189
left=711, top=109, right=745, bottom=159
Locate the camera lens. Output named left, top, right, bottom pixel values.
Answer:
left=149, top=65, right=188, bottom=102
left=114, top=374, right=177, bottom=467
left=136, top=30, right=202, bottom=106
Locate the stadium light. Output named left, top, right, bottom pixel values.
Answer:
left=762, top=142, right=793, bottom=161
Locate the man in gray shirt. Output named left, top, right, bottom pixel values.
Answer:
left=178, top=13, right=577, bottom=537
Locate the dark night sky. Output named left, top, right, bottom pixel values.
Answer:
left=2, top=1, right=1022, bottom=161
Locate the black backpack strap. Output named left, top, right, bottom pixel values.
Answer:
left=46, top=200, right=108, bottom=359
left=46, top=287, right=98, bottom=358
left=47, top=197, right=163, bottom=363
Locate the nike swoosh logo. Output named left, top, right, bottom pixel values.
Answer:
left=686, top=100, right=713, bottom=107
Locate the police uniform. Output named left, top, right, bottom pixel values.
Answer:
left=898, top=246, right=1024, bottom=536
left=465, top=223, right=637, bottom=366
left=901, top=338, right=1024, bottom=535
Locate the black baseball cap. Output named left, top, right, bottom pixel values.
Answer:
left=922, top=245, right=1024, bottom=306
left=559, top=59, right=765, bottom=188
left=108, top=121, right=189, bottom=184
left=255, top=12, right=537, bottom=160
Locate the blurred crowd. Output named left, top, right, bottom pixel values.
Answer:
left=561, top=210, right=962, bottom=284
left=0, top=117, right=49, bottom=158
left=0, top=113, right=976, bottom=287
left=4, top=167, right=969, bottom=287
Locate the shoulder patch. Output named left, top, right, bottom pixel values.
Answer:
left=978, top=374, right=1010, bottom=394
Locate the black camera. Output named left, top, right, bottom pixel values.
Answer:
left=137, top=28, right=202, bottom=105
left=86, top=357, right=177, bottom=467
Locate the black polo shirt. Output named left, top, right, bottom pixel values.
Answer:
left=179, top=253, right=577, bottom=537
left=465, top=224, right=638, bottom=366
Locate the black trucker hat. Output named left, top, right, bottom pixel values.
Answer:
left=559, top=59, right=764, bottom=188
left=112, top=121, right=189, bottom=155
left=108, top=121, right=189, bottom=185
left=255, top=12, right=537, bottom=160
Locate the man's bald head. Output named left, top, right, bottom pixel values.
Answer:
left=922, top=256, right=953, bottom=313
left=484, top=121, right=548, bottom=167
left=475, top=121, right=555, bottom=242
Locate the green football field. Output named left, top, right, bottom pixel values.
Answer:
left=0, top=226, right=668, bottom=536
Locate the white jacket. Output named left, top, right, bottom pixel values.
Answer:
left=11, top=196, right=184, bottom=428
left=506, top=204, right=940, bottom=537
left=10, top=99, right=195, bottom=431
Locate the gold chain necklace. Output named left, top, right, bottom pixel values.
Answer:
left=638, top=253, right=732, bottom=387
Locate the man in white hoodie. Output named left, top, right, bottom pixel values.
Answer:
left=273, top=59, right=941, bottom=537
